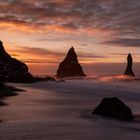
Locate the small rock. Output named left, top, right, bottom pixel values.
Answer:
left=92, top=97, right=134, bottom=121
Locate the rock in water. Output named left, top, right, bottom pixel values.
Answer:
left=0, top=40, right=34, bottom=83
left=56, top=47, right=86, bottom=78
left=124, top=53, right=135, bottom=76
left=92, top=97, right=134, bottom=121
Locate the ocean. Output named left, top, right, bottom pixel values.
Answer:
left=0, top=77, right=140, bottom=140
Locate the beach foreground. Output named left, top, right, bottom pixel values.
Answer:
left=0, top=78, right=140, bottom=140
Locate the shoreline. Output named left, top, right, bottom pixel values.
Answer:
left=0, top=79, right=140, bottom=139
left=0, top=84, right=24, bottom=106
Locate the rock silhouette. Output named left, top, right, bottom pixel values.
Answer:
left=124, top=53, right=135, bottom=76
left=0, top=40, right=34, bottom=83
left=56, top=47, right=86, bottom=78
left=92, top=97, right=134, bottom=121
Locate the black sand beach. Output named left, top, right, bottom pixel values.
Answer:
left=0, top=78, right=140, bottom=140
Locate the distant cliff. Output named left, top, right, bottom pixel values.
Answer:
left=0, top=40, right=34, bottom=83
left=56, top=47, right=86, bottom=78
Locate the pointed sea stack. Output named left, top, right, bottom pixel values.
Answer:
left=56, top=47, right=86, bottom=78
left=124, top=53, right=135, bottom=77
left=0, top=40, right=34, bottom=83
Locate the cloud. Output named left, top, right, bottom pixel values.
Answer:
left=12, top=46, right=65, bottom=56
left=5, top=43, right=105, bottom=64
left=0, top=0, right=140, bottom=47
left=105, top=38, right=140, bottom=47
left=6, top=45, right=65, bottom=63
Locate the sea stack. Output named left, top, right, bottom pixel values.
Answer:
left=56, top=47, right=86, bottom=78
left=0, top=40, right=34, bottom=83
left=124, top=53, right=135, bottom=77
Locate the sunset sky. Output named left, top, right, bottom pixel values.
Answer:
left=0, top=0, right=140, bottom=75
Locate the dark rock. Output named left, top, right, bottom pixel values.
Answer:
left=56, top=47, right=86, bottom=78
left=34, top=76, right=56, bottom=82
left=124, top=53, right=135, bottom=77
left=0, top=84, right=24, bottom=107
left=92, top=97, right=134, bottom=121
left=44, top=76, right=56, bottom=81
left=0, top=85, right=18, bottom=98
left=0, top=40, right=34, bottom=83
left=0, top=82, right=4, bottom=89
left=0, top=101, right=7, bottom=106
left=59, top=79, right=65, bottom=82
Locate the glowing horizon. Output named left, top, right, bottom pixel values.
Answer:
left=0, top=0, right=140, bottom=75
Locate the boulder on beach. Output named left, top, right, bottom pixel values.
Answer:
left=92, top=97, right=134, bottom=121
left=0, top=40, right=34, bottom=83
left=124, top=53, right=135, bottom=77
left=56, top=47, right=86, bottom=78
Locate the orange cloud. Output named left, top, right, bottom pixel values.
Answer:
left=0, top=22, right=77, bottom=34
left=0, top=20, right=114, bottom=40
left=5, top=43, right=64, bottom=64
left=0, top=22, right=38, bottom=33
left=5, top=43, right=122, bottom=66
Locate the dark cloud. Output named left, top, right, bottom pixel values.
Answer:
left=105, top=38, right=140, bottom=47
left=0, top=0, right=140, bottom=47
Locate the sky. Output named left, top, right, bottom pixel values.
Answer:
left=0, top=0, right=140, bottom=75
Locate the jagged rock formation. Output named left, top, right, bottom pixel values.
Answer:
left=0, top=40, right=34, bottom=83
left=92, top=97, right=134, bottom=121
left=124, top=53, right=135, bottom=76
left=56, top=47, right=86, bottom=78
